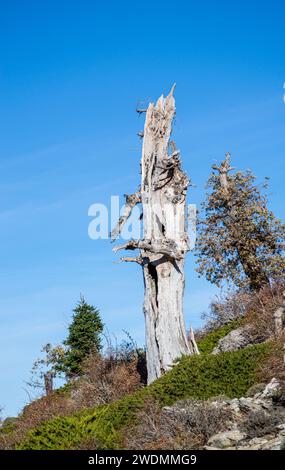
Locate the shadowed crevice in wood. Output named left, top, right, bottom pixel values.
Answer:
left=147, top=263, right=159, bottom=309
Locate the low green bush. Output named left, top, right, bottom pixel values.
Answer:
left=197, top=320, right=241, bottom=354
left=17, top=342, right=270, bottom=450
left=0, top=417, right=18, bottom=435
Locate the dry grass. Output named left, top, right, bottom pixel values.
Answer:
left=257, top=335, right=285, bottom=383
left=195, top=282, right=285, bottom=347
left=122, top=397, right=231, bottom=450
left=241, top=410, right=281, bottom=439
left=199, top=289, right=252, bottom=334
left=243, top=282, right=285, bottom=343
left=71, top=354, right=142, bottom=408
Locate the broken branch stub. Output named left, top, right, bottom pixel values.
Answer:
left=110, top=190, right=141, bottom=242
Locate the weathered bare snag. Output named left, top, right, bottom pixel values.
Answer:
left=113, top=86, right=197, bottom=383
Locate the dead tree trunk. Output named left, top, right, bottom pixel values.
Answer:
left=273, top=291, right=285, bottom=338
left=113, top=86, right=197, bottom=383
left=44, top=372, right=53, bottom=396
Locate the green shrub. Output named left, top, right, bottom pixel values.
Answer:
left=197, top=320, right=241, bottom=354
left=0, top=417, right=18, bottom=435
left=245, top=383, right=267, bottom=397
left=17, top=343, right=270, bottom=450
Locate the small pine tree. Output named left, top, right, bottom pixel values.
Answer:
left=63, top=296, right=104, bottom=377
left=195, top=153, right=285, bottom=290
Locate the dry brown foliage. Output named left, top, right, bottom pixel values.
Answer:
left=241, top=409, right=281, bottom=439
left=243, top=282, right=285, bottom=343
left=196, top=282, right=285, bottom=345
left=198, top=289, right=252, bottom=335
left=71, top=354, right=142, bottom=408
left=0, top=392, right=77, bottom=449
left=0, top=350, right=143, bottom=450
left=257, top=335, right=285, bottom=383
left=122, top=397, right=230, bottom=450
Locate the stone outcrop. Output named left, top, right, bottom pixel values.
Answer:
left=205, top=425, right=285, bottom=450
left=164, top=378, right=285, bottom=450
left=205, top=378, right=285, bottom=450
left=207, top=430, right=246, bottom=449
left=212, top=325, right=252, bottom=354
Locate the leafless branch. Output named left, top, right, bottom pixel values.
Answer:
left=120, top=256, right=143, bottom=265
left=111, top=190, right=141, bottom=242
left=113, top=238, right=184, bottom=260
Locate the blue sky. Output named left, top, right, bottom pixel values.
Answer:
left=0, top=1, right=284, bottom=418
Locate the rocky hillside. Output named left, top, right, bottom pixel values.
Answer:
left=164, top=379, right=285, bottom=450
left=1, top=284, right=285, bottom=450
left=0, top=341, right=274, bottom=449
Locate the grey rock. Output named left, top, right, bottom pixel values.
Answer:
left=204, top=378, right=285, bottom=450
left=259, top=378, right=281, bottom=399
left=212, top=325, right=252, bottom=354
left=238, top=396, right=273, bottom=413
left=163, top=379, right=285, bottom=451
left=240, top=435, right=284, bottom=450
left=207, top=430, right=246, bottom=448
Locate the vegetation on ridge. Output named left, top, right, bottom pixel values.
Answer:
left=17, top=343, right=270, bottom=450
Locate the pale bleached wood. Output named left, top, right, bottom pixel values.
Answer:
left=273, top=291, right=285, bottom=337
left=189, top=326, right=200, bottom=355
left=113, top=86, right=198, bottom=383
left=212, top=152, right=234, bottom=195
left=113, top=238, right=184, bottom=260
left=110, top=190, right=141, bottom=242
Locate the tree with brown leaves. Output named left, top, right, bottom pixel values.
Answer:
left=195, top=153, right=285, bottom=291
